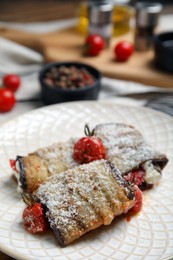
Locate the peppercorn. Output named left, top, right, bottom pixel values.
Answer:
left=44, top=65, right=95, bottom=90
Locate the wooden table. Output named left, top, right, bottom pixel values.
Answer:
left=0, top=0, right=80, bottom=22
left=0, top=252, right=14, bottom=260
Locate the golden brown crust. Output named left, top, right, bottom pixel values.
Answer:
left=35, top=160, right=135, bottom=246
left=23, top=154, right=50, bottom=193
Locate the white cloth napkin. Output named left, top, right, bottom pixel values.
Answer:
left=0, top=37, right=44, bottom=100
left=0, top=37, right=43, bottom=75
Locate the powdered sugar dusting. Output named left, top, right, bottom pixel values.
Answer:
left=36, top=138, right=78, bottom=175
left=94, top=123, right=166, bottom=174
left=35, top=159, right=135, bottom=245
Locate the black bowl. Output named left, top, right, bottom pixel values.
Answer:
left=154, top=31, right=173, bottom=73
left=39, top=61, right=102, bottom=104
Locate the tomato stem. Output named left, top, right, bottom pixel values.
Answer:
left=21, top=193, right=35, bottom=207
left=84, top=123, right=94, bottom=136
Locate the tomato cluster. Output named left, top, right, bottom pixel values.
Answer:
left=84, top=34, right=134, bottom=61
left=0, top=74, right=21, bottom=112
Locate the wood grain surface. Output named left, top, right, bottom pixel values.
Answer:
left=0, top=26, right=173, bottom=88
left=42, top=28, right=173, bottom=88
left=0, top=0, right=80, bottom=22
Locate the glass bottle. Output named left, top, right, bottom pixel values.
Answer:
left=135, top=2, right=163, bottom=51
left=77, top=0, right=134, bottom=37
left=77, top=1, right=88, bottom=35
left=112, top=0, right=134, bottom=36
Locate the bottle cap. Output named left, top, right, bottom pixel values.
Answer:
left=113, top=0, right=130, bottom=4
left=89, top=1, right=113, bottom=25
left=136, top=2, right=162, bottom=28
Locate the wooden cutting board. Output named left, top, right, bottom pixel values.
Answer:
left=0, top=26, right=173, bottom=88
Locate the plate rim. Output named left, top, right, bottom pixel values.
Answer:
left=0, top=100, right=173, bottom=260
left=0, top=100, right=173, bottom=130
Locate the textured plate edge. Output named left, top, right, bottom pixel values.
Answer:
left=0, top=100, right=173, bottom=130
left=0, top=100, right=173, bottom=260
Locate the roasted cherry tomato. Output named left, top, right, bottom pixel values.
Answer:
left=130, top=186, right=143, bottom=215
left=0, top=88, right=16, bottom=112
left=10, top=159, right=17, bottom=172
left=114, top=41, right=134, bottom=61
left=3, top=74, right=21, bottom=92
left=23, top=203, right=47, bottom=233
left=85, top=34, right=105, bottom=56
left=124, top=168, right=145, bottom=186
left=74, top=136, right=106, bottom=164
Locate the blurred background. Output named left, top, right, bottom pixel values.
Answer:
left=0, top=0, right=172, bottom=23
left=0, top=0, right=81, bottom=22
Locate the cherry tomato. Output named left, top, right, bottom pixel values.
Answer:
left=85, top=34, right=105, bottom=56
left=23, top=203, right=47, bottom=233
left=114, top=41, right=134, bottom=61
left=74, top=136, right=106, bottom=164
left=124, top=168, right=145, bottom=186
left=10, top=159, right=17, bottom=172
left=130, top=186, right=143, bottom=215
left=0, top=88, right=16, bottom=112
left=3, top=74, right=21, bottom=92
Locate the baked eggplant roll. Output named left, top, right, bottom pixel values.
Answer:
left=12, top=139, right=77, bottom=193
left=34, top=160, right=135, bottom=246
left=11, top=123, right=168, bottom=193
left=94, top=123, right=168, bottom=189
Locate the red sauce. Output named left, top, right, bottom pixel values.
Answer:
left=23, top=203, right=48, bottom=234
left=128, top=185, right=143, bottom=218
left=124, top=168, right=145, bottom=186
left=9, top=159, right=17, bottom=172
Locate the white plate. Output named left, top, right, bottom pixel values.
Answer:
left=0, top=101, right=173, bottom=260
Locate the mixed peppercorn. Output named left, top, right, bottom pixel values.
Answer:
left=44, top=65, right=95, bottom=90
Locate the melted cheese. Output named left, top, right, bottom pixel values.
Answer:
left=143, top=160, right=161, bottom=185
